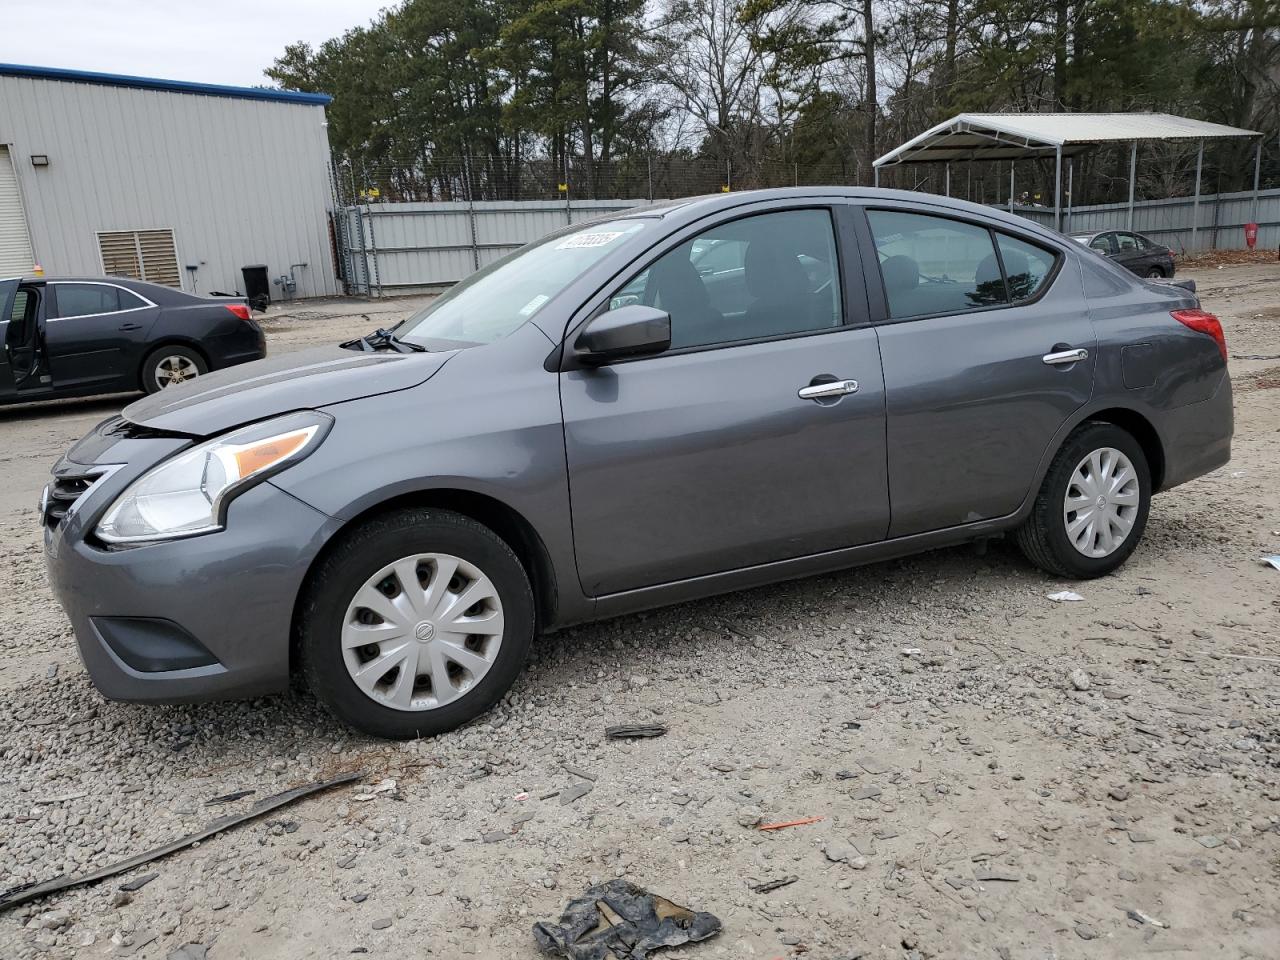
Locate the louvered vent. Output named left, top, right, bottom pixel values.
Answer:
left=96, top=229, right=180, bottom=287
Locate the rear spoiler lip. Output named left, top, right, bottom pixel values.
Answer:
left=1156, top=277, right=1197, bottom=294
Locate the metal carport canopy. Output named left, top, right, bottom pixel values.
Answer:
left=872, top=112, right=1262, bottom=241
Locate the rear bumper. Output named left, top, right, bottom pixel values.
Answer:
left=1158, top=373, right=1233, bottom=490
left=45, top=478, right=339, bottom=703
left=205, top=324, right=266, bottom=369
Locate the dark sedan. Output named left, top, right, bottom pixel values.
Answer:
left=1071, top=230, right=1176, bottom=279
left=1, top=276, right=264, bottom=405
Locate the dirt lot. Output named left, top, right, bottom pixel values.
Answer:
left=1, top=267, right=1277, bottom=960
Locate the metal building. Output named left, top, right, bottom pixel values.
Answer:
left=0, top=63, right=338, bottom=300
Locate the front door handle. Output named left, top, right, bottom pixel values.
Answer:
left=798, top=379, right=859, bottom=400
left=118, top=322, right=142, bottom=332
left=1042, top=348, right=1088, bottom=365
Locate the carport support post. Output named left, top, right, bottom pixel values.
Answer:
left=873, top=164, right=880, bottom=187
left=1127, top=141, right=1137, bottom=232
left=1066, top=159, right=1074, bottom=234
left=1053, top=145, right=1062, bottom=231
left=1191, top=139, right=1204, bottom=251
left=945, top=163, right=951, bottom=197
left=1008, top=162, right=1015, bottom=213
left=1252, top=138, right=1263, bottom=223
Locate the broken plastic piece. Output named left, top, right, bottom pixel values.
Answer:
left=533, top=879, right=721, bottom=959
left=604, top=723, right=668, bottom=740
left=1047, top=590, right=1084, bottom=602
left=1260, top=556, right=1280, bottom=571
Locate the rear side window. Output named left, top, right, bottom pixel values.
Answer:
left=866, top=210, right=1007, bottom=319
left=117, top=288, right=148, bottom=309
left=1089, top=235, right=1113, bottom=254
left=996, top=234, right=1056, bottom=302
left=54, top=283, right=120, bottom=318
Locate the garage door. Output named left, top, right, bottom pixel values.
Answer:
left=0, top=147, right=36, bottom=277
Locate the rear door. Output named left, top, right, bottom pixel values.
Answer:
left=859, top=205, right=1096, bottom=538
left=45, top=282, right=158, bottom=390
left=560, top=202, right=890, bottom=596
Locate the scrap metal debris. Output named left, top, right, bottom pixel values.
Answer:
left=0, top=771, right=362, bottom=913
left=605, top=724, right=668, bottom=740
left=750, top=875, right=799, bottom=894
left=533, top=879, right=721, bottom=960
left=758, top=816, right=824, bottom=831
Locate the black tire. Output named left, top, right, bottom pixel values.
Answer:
left=1145, top=266, right=1164, bottom=279
left=141, top=345, right=207, bottom=394
left=1015, top=422, right=1151, bottom=579
left=298, top=508, right=534, bottom=739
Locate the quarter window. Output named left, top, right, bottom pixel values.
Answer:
left=615, top=209, right=843, bottom=350
left=996, top=234, right=1057, bottom=302
left=54, top=284, right=121, bottom=318
left=866, top=210, right=1007, bottom=319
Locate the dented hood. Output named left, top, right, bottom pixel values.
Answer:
left=123, top=346, right=452, bottom=436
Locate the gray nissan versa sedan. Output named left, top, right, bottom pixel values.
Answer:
left=43, top=188, right=1232, bottom=739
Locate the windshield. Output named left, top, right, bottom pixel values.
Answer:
left=396, top=218, right=651, bottom=347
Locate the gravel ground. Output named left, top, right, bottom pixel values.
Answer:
left=1, top=268, right=1277, bottom=959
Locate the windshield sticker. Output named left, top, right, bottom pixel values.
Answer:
left=555, top=231, right=626, bottom=250
left=519, top=294, right=551, bottom=316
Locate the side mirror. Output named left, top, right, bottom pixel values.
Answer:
left=573, top=304, right=671, bottom=365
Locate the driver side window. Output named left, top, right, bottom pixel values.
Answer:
left=613, top=209, right=843, bottom=350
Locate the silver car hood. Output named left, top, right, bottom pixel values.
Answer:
left=123, top=345, right=453, bottom=436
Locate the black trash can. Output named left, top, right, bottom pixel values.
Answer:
left=241, top=265, right=271, bottom=312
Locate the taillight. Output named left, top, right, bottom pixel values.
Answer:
left=224, top=303, right=252, bottom=322
left=1171, top=308, right=1227, bottom=360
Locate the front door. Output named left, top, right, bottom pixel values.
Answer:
left=860, top=205, right=1096, bottom=538
left=0, top=281, right=48, bottom=400
left=560, top=204, right=890, bottom=596
left=45, top=282, right=158, bottom=391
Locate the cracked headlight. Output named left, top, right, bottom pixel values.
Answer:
left=96, top=411, right=332, bottom=544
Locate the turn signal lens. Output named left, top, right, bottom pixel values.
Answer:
left=230, top=431, right=311, bottom=476
left=1171, top=309, right=1227, bottom=360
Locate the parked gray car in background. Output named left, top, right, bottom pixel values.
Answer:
left=43, top=188, right=1232, bottom=739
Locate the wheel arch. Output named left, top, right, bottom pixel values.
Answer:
left=1079, top=406, right=1166, bottom=492
left=288, top=487, right=559, bottom=680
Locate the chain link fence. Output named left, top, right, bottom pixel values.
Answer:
left=331, top=156, right=866, bottom=205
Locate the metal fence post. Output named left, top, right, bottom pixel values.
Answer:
left=647, top=155, right=653, bottom=201
left=365, top=204, right=382, bottom=297
left=356, top=206, right=370, bottom=297
left=1008, top=162, right=1014, bottom=213
left=465, top=157, right=480, bottom=271
left=1053, top=146, right=1062, bottom=232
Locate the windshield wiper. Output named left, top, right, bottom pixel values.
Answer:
left=341, top=327, right=428, bottom=354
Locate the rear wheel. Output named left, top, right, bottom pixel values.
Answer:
left=1145, top=266, right=1164, bottom=279
left=141, top=345, right=206, bottom=393
left=299, top=508, right=534, bottom=739
left=1015, top=422, right=1151, bottom=579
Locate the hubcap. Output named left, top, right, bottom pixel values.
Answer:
left=154, top=355, right=199, bottom=389
left=1063, top=447, right=1141, bottom=558
left=341, top=553, right=504, bottom=712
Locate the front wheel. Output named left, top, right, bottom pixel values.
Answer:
left=1015, top=422, right=1151, bottom=579
left=298, top=508, right=534, bottom=739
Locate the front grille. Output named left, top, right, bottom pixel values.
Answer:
left=43, top=473, right=98, bottom=530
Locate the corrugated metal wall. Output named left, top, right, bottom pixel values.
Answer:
left=338, top=199, right=654, bottom=295
left=1013, top=187, right=1280, bottom=253
left=0, top=74, right=338, bottom=298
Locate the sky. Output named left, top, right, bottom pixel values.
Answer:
left=0, top=0, right=390, bottom=89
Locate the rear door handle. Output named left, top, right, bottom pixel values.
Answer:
left=1042, top=348, right=1088, bottom=365
left=118, top=322, right=142, bottom=331
left=798, top=379, right=859, bottom=400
